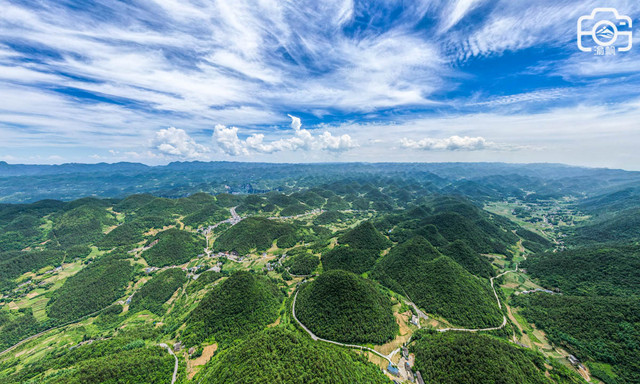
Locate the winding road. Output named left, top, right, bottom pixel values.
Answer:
left=291, top=289, right=394, bottom=363
left=158, top=343, right=179, bottom=384
left=291, top=264, right=521, bottom=364
left=436, top=265, right=518, bottom=332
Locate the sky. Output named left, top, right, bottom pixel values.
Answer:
left=1, top=0, right=640, bottom=169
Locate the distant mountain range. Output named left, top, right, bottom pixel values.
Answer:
left=1, top=161, right=639, bottom=204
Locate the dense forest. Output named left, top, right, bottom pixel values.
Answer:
left=337, top=221, right=392, bottom=251
left=129, top=268, right=187, bottom=315
left=198, top=328, right=391, bottom=384
left=182, top=271, right=284, bottom=348
left=98, top=216, right=172, bottom=249
left=141, top=228, right=205, bottom=267
left=513, top=294, right=640, bottom=384
left=321, top=246, right=380, bottom=274
left=439, top=239, right=495, bottom=278
left=410, top=330, right=585, bottom=384
left=285, top=251, right=320, bottom=275
left=372, top=236, right=503, bottom=328
left=522, top=244, right=640, bottom=296
left=213, top=217, right=295, bottom=255
left=46, top=257, right=134, bottom=323
left=295, top=270, right=397, bottom=344
left=374, top=197, right=518, bottom=255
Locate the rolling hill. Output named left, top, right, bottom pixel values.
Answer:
left=295, top=270, right=397, bottom=344
left=372, top=236, right=503, bottom=328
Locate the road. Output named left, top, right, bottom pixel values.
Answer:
left=158, top=343, right=179, bottom=384
left=291, top=289, right=394, bottom=363
left=292, top=265, right=520, bottom=365
left=436, top=266, right=518, bottom=332
left=0, top=307, right=107, bottom=357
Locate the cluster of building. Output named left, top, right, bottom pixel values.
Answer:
left=388, top=344, right=426, bottom=383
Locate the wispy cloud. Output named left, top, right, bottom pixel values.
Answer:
left=0, top=0, right=639, bottom=166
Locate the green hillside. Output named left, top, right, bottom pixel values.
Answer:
left=376, top=198, right=517, bottom=255
left=522, top=244, right=640, bottom=296
left=373, top=236, right=503, bottom=328
left=50, top=204, right=116, bottom=248
left=338, top=221, right=392, bottom=251
left=295, top=270, right=397, bottom=344
left=286, top=252, right=320, bottom=275
left=97, top=216, right=171, bottom=249
left=410, top=331, right=585, bottom=384
left=129, top=268, right=187, bottom=315
left=513, top=294, right=640, bottom=384
left=46, top=257, right=134, bottom=323
left=572, top=208, right=640, bottom=244
left=198, top=328, right=391, bottom=384
left=182, top=271, right=284, bottom=348
left=321, top=246, right=380, bottom=274
left=214, top=217, right=295, bottom=255
left=141, top=228, right=205, bottom=267
left=439, top=239, right=495, bottom=278
left=422, top=211, right=515, bottom=254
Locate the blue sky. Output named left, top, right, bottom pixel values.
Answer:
left=1, top=0, right=640, bottom=168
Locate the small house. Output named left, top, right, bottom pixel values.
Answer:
left=387, top=363, right=399, bottom=376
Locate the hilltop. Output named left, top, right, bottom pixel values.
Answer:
left=373, top=236, right=503, bottom=328
left=295, top=270, right=397, bottom=344
left=182, top=271, right=284, bottom=348
left=198, top=328, right=391, bottom=384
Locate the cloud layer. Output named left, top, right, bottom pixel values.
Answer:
left=0, top=0, right=639, bottom=167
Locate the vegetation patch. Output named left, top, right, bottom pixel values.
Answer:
left=295, top=269, right=397, bottom=344
left=373, top=236, right=503, bottom=328
left=198, top=328, right=390, bottom=384
left=214, top=217, right=294, bottom=255
left=410, top=330, right=584, bottom=384
left=129, top=268, right=187, bottom=316
left=46, top=257, right=133, bottom=323
left=141, top=228, right=205, bottom=267
left=182, top=271, right=284, bottom=348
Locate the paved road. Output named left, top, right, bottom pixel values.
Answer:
left=292, top=265, right=520, bottom=364
left=158, top=343, right=179, bottom=384
left=436, top=266, right=518, bottom=332
left=291, top=289, right=394, bottom=363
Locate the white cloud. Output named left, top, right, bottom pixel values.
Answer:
left=153, top=127, right=209, bottom=158
left=213, top=125, right=249, bottom=156
left=317, top=131, right=358, bottom=152
left=213, top=114, right=357, bottom=156
left=400, top=136, right=488, bottom=151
